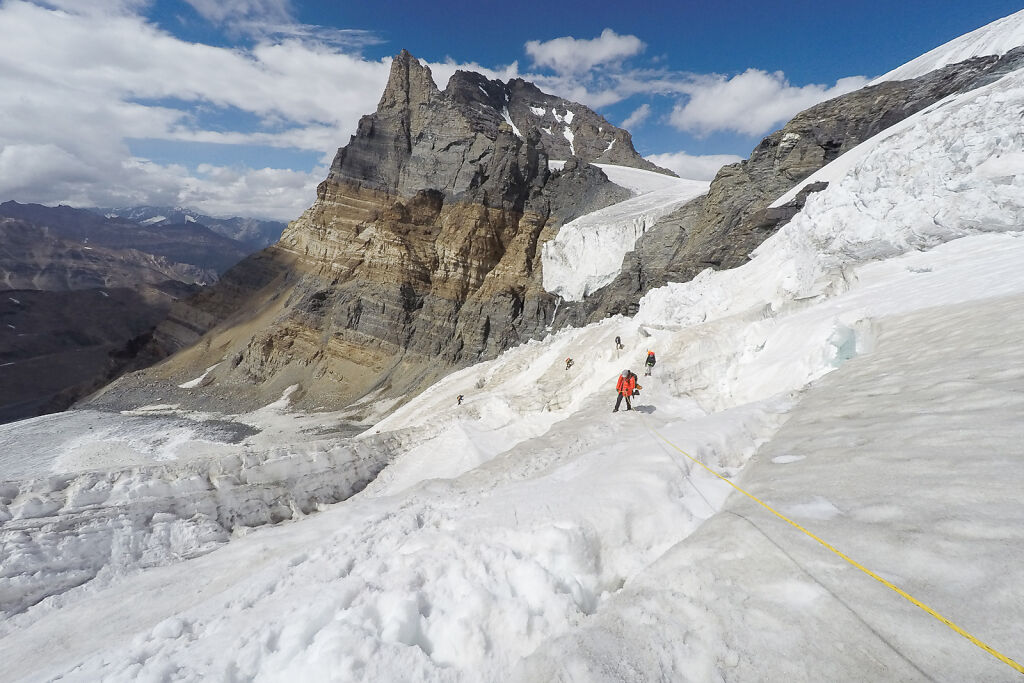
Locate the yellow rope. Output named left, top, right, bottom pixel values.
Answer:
left=643, top=419, right=1024, bottom=676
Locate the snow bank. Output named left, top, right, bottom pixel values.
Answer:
left=0, top=429, right=386, bottom=619
left=542, top=164, right=708, bottom=301
left=547, top=161, right=687, bottom=195
left=517, top=290, right=1024, bottom=682
left=0, top=389, right=385, bottom=621
left=660, top=66, right=1024, bottom=330
left=871, top=9, right=1024, bottom=84
left=178, top=363, right=220, bottom=389
left=12, top=228, right=1024, bottom=681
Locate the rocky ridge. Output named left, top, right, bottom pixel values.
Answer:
left=558, top=46, right=1024, bottom=324
left=0, top=202, right=251, bottom=276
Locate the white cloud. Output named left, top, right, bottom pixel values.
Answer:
left=669, top=69, right=869, bottom=136
left=425, top=59, right=521, bottom=91
left=0, top=141, right=323, bottom=221
left=620, top=103, right=651, bottom=130
left=252, top=23, right=383, bottom=50
left=645, top=151, right=744, bottom=181
left=0, top=1, right=390, bottom=219
left=518, top=32, right=869, bottom=136
left=181, top=163, right=324, bottom=220
left=183, top=0, right=291, bottom=26
left=183, top=0, right=381, bottom=49
left=525, top=29, right=645, bottom=75
left=34, top=0, right=149, bottom=15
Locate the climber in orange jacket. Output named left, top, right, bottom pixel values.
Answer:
left=614, top=369, right=639, bottom=412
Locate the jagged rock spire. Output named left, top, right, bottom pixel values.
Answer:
left=378, top=49, right=440, bottom=112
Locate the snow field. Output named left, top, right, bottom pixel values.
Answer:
left=274, top=62, right=1024, bottom=679
left=0, top=433, right=383, bottom=623
left=517, top=293, right=1024, bottom=681
left=660, top=66, right=1024, bottom=332
left=0, top=393, right=383, bottom=633
left=2, top=359, right=789, bottom=681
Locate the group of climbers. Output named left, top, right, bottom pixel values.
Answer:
left=458, top=343, right=658, bottom=411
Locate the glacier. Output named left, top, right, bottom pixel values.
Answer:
left=2, top=19, right=1024, bottom=683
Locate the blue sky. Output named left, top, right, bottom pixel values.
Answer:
left=302, top=0, right=1022, bottom=144
left=1, top=0, right=1021, bottom=219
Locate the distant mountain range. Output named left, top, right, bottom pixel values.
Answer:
left=0, top=201, right=282, bottom=423
left=88, top=206, right=287, bottom=252
left=0, top=201, right=257, bottom=275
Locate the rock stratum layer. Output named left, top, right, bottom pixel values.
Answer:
left=93, top=52, right=645, bottom=411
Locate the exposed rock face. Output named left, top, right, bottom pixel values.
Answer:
left=331, top=51, right=668, bottom=197
left=92, top=52, right=635, bottom=411
left=560, top=47, right=1024, bottom=323
left=497, top=77, right=669, bottom=171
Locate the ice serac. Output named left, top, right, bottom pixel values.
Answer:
left=560, top=45, right=1024, bottom=323
left=91, top=52, right=635, bottom=412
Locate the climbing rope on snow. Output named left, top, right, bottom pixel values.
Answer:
left=636, top=413, right=1024, bottom=677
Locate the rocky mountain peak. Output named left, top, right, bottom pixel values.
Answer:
left=378, top=49, right=440, bottom=112
left=332, top=50, right=670, bottom=198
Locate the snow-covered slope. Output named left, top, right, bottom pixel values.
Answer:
left=3, top=30, right=1024, bottom=683
left=542, top=163, right=708, bottom=301
left=870, top=8, right=1024, bottom=84
left=772, top=61, right=1024, bottom=212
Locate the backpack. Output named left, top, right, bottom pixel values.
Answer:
left=646, top=353, right=656, bottom=366
left=627, top=371, right=641, bottom=396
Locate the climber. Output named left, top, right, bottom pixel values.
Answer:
left=565, top=357, right=574, bottom=371
left=457, top=394, right=464, bottom=405
left=644, top=350, right=656, bottom=376
left=614, top=335, right=624, bottom=350
left=613, top=369, right=640, bottom=412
